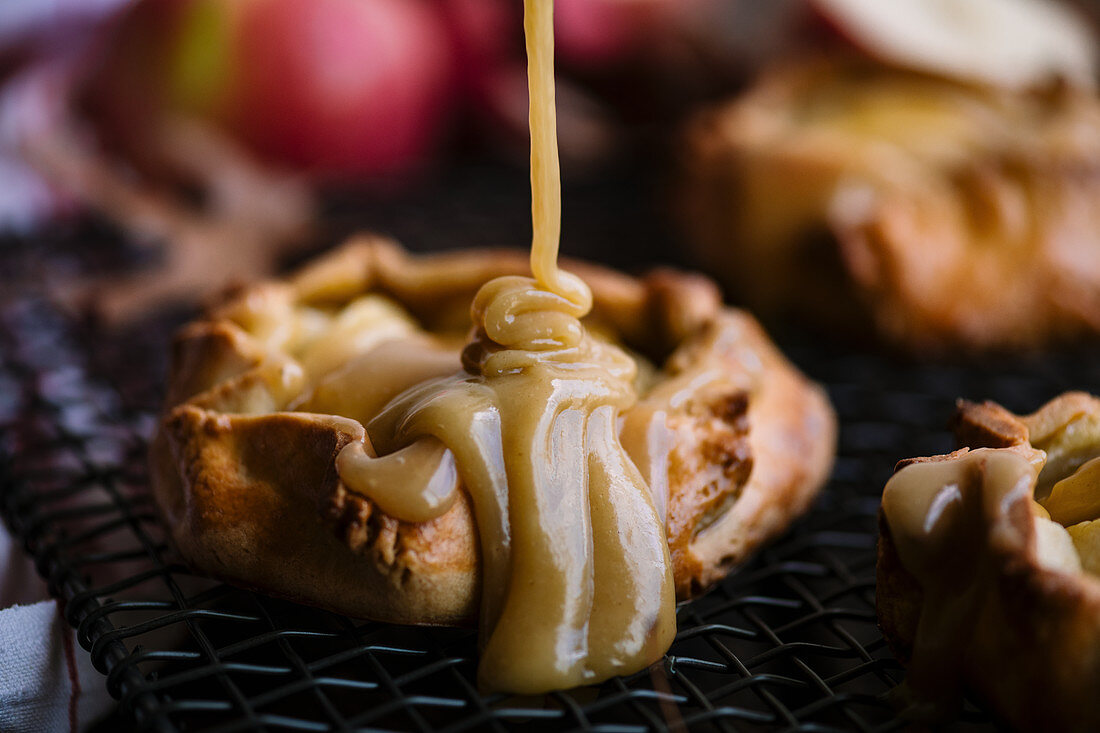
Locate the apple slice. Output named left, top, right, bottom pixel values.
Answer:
left=811, top=0, right=1096, bottom=89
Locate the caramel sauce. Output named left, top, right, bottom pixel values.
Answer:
left=328, top=0, right=675, bottom=692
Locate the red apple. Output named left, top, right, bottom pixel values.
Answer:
left=86, top=0, right=456, bottom=179
left=438, top=0, right=518, bottom=101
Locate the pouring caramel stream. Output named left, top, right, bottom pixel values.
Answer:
left=334, top=0, right=675, bottom=692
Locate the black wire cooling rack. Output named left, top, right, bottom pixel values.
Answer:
left=2, top=203, right=1099, bottom=732
left=7, top=290, right=1100, bottom=733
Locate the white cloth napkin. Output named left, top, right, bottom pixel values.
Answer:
left=0, top=524, right=115, bottom=732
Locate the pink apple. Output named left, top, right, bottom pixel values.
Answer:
left=86, top=0, right=456, bottom=179
left=438, top=0, right=517, bottom=100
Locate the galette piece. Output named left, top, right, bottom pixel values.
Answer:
left=152, top=237, right=836, bottom=689
left=878, top=393, right=1100, bottom=730
left=680, top=56, right=1100, bottom=351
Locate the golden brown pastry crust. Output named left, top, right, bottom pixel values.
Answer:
left=877, top=395, right=1100, bottom=731
left=679, top=56, right=1100, bottom=352
left=152, top=236, right=836, bottom=623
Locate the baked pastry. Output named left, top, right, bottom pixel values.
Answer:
left=153, top=236, right=837, bottom=614
left=679, top=56, right=1100, bottom=351
left=877, top=393, right=1100, bottom=730
left=152, top=1, right=835, bottom=693
left=151, top=238, right=835, bottom=651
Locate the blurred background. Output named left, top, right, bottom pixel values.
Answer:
left=2, top=0, right=1100, bottom=351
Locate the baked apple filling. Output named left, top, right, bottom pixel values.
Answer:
left=1033, top=409, right=1100, bottom=572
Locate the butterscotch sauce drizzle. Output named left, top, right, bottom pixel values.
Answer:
left=333, top=0, right=675, bottom=693
left=336, top=438, right=459, bottom=524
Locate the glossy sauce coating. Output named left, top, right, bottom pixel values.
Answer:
left=331, top=0, right=675, bottom=692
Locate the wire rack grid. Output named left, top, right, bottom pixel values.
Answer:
left=6, top=289, right=1098, bottom=733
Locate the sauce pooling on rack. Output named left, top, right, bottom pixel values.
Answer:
left=335, top=0, right=676, bottom=692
